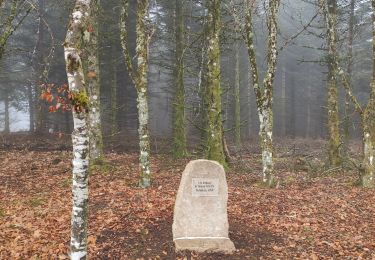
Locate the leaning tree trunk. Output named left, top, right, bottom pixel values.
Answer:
left=85, top=0, right=103, bottom=161
left=205, top=0, right=225, bottom=166
left=121, top=0, right=151, bottom=188
left=173, top=0, right=188, bottom=158
left=64, top=1, right=93, bottom=258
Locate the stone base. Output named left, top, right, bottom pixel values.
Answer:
left=174, top=238, right=235, bottom=254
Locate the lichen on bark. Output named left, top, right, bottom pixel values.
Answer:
left=336, top=0, right=375, bottom=188
left=243, top=0, right=280, bottom=187
left=64, top=0, right=92, bottom=258
left=204, top=0, right=226, bottom=166
left=83, top=0, right=103, bottom=162
left=120, top=0, right=152, bottom=188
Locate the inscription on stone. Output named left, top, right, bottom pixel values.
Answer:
left=192, top=178, right=219, bottom=196
left=172, top=160, right=235, bottom=253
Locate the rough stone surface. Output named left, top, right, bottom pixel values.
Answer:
left=172, top=159, right=235, bottom=253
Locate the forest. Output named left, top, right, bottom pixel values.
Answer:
left=0, top=0, right=374, bottom=259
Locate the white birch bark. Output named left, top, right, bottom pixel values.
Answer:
left=64, top=1, right=92, bottom=258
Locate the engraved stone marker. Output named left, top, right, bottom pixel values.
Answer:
left=172, top=159, right=235, bottom=253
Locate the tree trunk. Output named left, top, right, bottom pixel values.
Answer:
left=120, top=0, right=152, bottom=187
left=247, top=59, right=253, bottom=139
left=361, top=118, right=375, bottom=188
left=111, top=50, right=118, bottom=136
left=245, top=0, right=280, bottom=186
left=259, top=105, right=274, bottom=185
left=306, top=83, right=311, bottom=138
left=360, top=0, right=375, bottom=187
left=64, top=1, right=93, bottom=258
left=4, top=90, right=10, bottom=134
left=85, top=0, right=103, bottom=161
left=35, top=0, right=46, bottom=134
left=173, top=0, right=188, bottom=157
left=281, top=66, right=286, bottom=136
left=344, top=0, right=355, bottom=154
left=326, top=0, right=342, bottom=166
left=205, top=0, right=225, bottom=166
left=137, top=89, right=151, bottom=187
left=27, top=84, right=34, bottom=132
left=234, top=41, right=241, bottom=148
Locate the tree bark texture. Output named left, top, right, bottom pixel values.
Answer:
left=244, top=0, right=280, bottom=186
left=84, top=0, right=104, bottom=161
left=64, top=0, right=92, bottom=258
left=205, top=0, right=225, bottom=166
left=173, top=0, right=188, bottom=157
left=121, top=0, right=152, bottom=188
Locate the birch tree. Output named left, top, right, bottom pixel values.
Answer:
left=243, top=0, right=281, bottom=187
left=64, top=0, right=93, bottom=258
left=205, top=0, right=226, bottom=166
left=121, top=0, right=152, bottom=188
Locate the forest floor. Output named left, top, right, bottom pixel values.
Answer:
left=0, top=134, right=374, bottom=259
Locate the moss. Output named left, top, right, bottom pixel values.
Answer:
left=28, top=197, right=45, bottom=207
left=90, top=157, right=114, bottom=174
left=71, top=90, right=89, bottom=113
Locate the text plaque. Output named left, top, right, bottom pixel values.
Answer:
left=192, top=178, right=219, bottom=197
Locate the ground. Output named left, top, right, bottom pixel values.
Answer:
left=0, top=134, right=374, bottom=259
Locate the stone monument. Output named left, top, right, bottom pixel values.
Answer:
left=172, top=159, right=235, bottom=253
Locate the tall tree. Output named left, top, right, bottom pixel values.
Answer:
left=3, top=89, right=10, bottom=133
left=34, top=0, right=48, bottom=134
left=343, top=0, right=355, bottom=155
left=339, top=0, right=375, bottom=188
left=321, top=0, right=342, bottom=166
left=121, top=0, right=152, bottom=188
left=173, top=0, right=188, bottom=157
left=64, top=0, right=93, bottom=257
left=205, top=0, right=226, bottom=166
left=243, top=0, right=281, bottom=186
left=234, top=38, right=241, bottom=148
left=84, top=0, right=103, bottom=161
